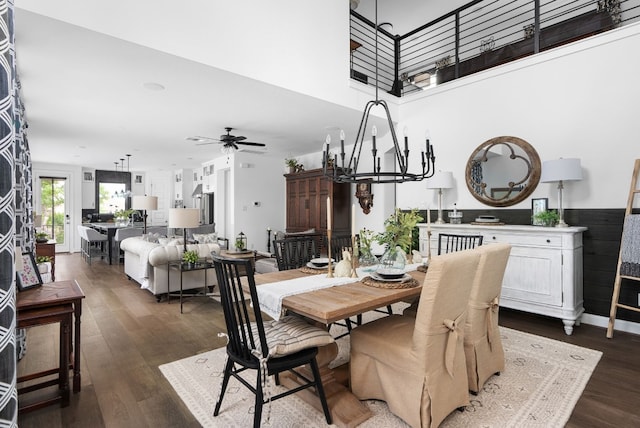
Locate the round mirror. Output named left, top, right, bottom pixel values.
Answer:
left=465, top=136, right=541, bottom=207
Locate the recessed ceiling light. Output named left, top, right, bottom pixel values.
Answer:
left=143, top=82, right=165, bottom=91
left=77, top=145, right=86, bottom=149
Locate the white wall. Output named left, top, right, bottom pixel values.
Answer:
left=396, top=22, right=640, bottom=212
left=231, top=152, right=286, bottom=252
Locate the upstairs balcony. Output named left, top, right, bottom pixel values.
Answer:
left=350, top=0, right=639, bottom=96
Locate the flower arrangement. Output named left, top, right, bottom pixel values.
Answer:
left=375, top=208, right=424, bottom=253
left=182, top=250, right=199, bottom=264
left=35, top=232, right=49, bottom=243
left=534, top=210, right=559, bottom=227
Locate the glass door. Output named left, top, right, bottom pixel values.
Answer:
left=39, top=175, right=70, bottom=253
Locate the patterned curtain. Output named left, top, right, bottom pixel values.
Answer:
left=0, top=0, right=18, bottom=425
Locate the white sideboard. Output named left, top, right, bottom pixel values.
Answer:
left=417, top=223, right=587, bottom=335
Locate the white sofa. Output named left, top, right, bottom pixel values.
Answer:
left=120, top=237, right=221, bottom=297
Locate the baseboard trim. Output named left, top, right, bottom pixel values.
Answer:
left=581, top=313, right=640, bottom=336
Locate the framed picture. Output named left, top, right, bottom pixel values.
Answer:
left=135, top=175, right=143, bottom=184
left=16, top=252, right=43, bottom=291
left=532, top=198, right=549, bottom=225
left=83, top=171, right=94, bottom=182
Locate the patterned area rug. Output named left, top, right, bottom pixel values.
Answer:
left=160, top=323, right=601, bottom=428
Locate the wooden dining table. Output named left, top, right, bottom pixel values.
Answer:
left=252, top=268, right=426, bottom=428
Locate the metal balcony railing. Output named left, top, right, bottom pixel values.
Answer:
left=350, top=0, right=640, bottom=97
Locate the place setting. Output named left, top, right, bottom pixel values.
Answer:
left=298, top=257, right=333, bottom=274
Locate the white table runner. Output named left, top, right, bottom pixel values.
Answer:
left=257, top=261, right=425, bottom=320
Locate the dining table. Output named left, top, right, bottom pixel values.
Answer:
left=251, top=265, right=426, bottom=428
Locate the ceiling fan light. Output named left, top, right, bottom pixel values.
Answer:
left=221, top=145, right=235, bottom=155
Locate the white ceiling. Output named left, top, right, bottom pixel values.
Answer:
left=14, top=1, right=467, bottom=172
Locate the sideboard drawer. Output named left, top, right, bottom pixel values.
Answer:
left=486, top=233, right=562, bottom=248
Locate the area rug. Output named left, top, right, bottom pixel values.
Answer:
left=160, top=323, right=601, bottom=428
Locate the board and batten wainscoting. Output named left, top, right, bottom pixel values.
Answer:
left=413, top=208, right=640, bottom=332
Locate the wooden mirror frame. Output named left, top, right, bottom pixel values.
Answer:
left=465, top=136, right=541, bottom=207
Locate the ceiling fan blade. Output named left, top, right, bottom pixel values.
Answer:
left=233, top=135, right=247, bottom=142
left=195, top=141, right=220, bottom=146
left=237, top=141, right=266, bottom=147
left=187, top=136, right=221, bottom=143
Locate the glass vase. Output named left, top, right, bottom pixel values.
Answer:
left=358, top=248, right=379, bottom=273
left=379, top=246, right=407, bottom=271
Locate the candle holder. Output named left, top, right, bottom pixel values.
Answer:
left=427, top=230, right=432, bottom=262
left=327, top=229, right=334, bottom=278
left=266, top=228, right=271, bottom=253
left=350, top=237, right=359, bottom=278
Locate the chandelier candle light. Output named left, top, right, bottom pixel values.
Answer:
left=321, top=0, right=435, bottom=184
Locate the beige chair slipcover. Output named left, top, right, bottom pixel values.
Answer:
left=464, top=243, right=511, bottom=393
left=350, top=248, right=481, bottom=428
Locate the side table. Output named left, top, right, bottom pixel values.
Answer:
left=16, top=280, right=85, bottom=413
left=167, top=260, right=217, bottom=313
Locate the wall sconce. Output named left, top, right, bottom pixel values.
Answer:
left=355, top=183, right=374, bottom=214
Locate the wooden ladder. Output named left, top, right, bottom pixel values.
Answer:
left=607, top=159, right=640, bottom=338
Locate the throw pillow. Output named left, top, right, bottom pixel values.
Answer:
left=142, top=233, right=161, bottom=243
left=193, top=232, right=217, bottom=243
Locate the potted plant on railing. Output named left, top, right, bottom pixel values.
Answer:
left=182, top=250, right=199, bottom=267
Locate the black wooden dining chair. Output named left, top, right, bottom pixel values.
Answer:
left=438, top=233, right=484, bottom=255
left=272, top=236, right=319, bottom=271
left=211, top=255, right=333, bottom=427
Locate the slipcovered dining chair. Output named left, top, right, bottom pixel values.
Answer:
left=438, top=233, right=483, bottom=255
left=78, top=225, right=108, bottom=265
left=350, top=248, right=481, bottom=428
left=211, top=255, right=333, bottom=427
left=464, top=243, right=511, bottom=393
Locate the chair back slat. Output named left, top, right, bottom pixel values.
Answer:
left=272, top=236, right=319, bottom=270
left=326, top=234, right=353, bottom=261
left=438, top=233, right=483, bottom=255
left=212, top=255, right=269, bottom=362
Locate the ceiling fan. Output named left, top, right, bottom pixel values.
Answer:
left=187, top=127, right=266, bottom=152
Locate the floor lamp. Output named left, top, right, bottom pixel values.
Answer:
left=169, top=208, right=200, bottom=254
left=540, top=158, right=582, bottom=227
left=426, top=171, right=454, bottom=224
left=132, top=195, right=158, bottom=234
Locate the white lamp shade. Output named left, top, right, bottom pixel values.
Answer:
left=168, top=208, right=200, bottom=228
left=132, top=195, right=158, bottom=211
left=426, top=171, right=454, bottom=189
left=540, top=158, right=583, bottom=182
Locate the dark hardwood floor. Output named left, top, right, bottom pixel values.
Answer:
left=17, top=253, right=640, bottom=427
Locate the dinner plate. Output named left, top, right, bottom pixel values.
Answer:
left=306, top=262, right=327, bottom=270
left=375, top=268, right=406, bottom=280
left=370, top=272, right=412, bottom=283
left=309, top=257, right=333, bottom=267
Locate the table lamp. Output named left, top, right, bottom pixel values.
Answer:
left=169, top=208, right=200, bottom=253
left=132, top=195, right=158, bottom=233
left=426, top=171, right=454, bottom=224
left=540, top=158, right=582, bottom=227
